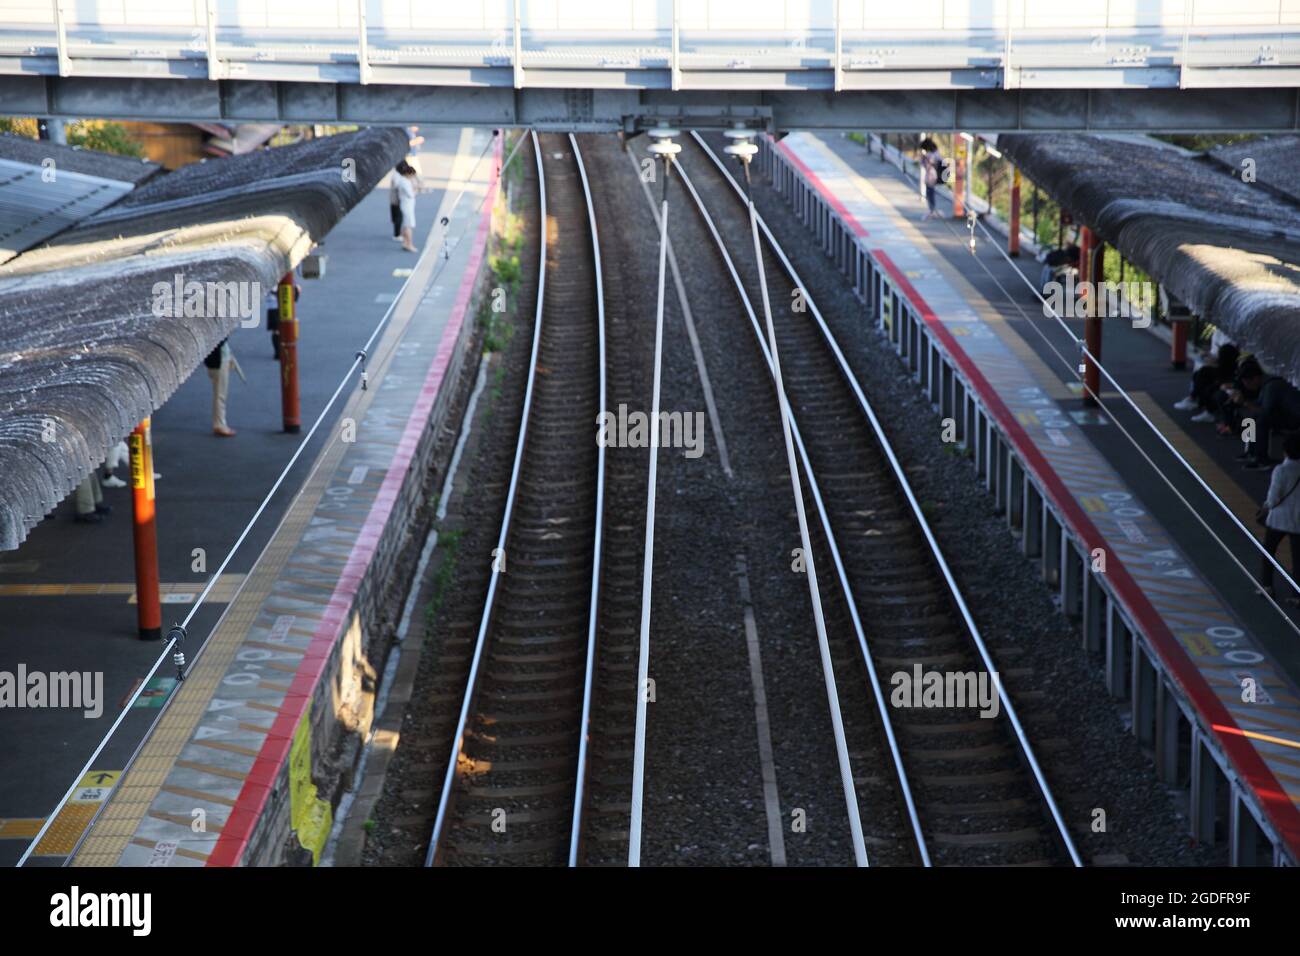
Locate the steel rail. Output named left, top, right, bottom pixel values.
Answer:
left=24, top=129, right=508, bottom=868
left=628, top=146, right=671, bottom=868
left=668, top=147, right=928, bottom=866
left=691, top=130, right=1083, bottom=867
left=739, top=153, right=870, bottom=866
left=567, top=132, right=608, bottom=867
left=424, top=130, right=550, bottom=867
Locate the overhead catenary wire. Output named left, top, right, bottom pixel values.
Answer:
left=699, top=131, right=1081, bottom=867
left=20, top=127, right=519, bottom=868
left=880, top=135, right=1300, bottom=638
left=965, top=216, right=1300, bottom=640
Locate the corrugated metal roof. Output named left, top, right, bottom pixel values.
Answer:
left=0, top=159, right=135, bottom=264
left=0, top=132, right=159, bottom=184
left=0, top=126, right=410, bottom=550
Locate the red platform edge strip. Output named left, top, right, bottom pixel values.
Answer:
left=206, top=137, right=503, bottom=867
left=881, top=250, right=1300, bottom=853
left=775, top=139, right=871, bottom=239
left=774, top=137, right=1300, bottom=857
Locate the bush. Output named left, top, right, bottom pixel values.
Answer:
left=0, top=117, right=38, bottom=138
left=65, top=120, right=143, bottom=157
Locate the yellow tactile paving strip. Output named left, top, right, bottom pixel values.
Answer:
left=0, top=818, right=42, bottom=839
left=34, top=803, right=98, bottom=856
left=0, top=575, right=244, bottom=602
left=1128, top=392, right=1263, bottom=535
left=71, top=201, right=444, bottom=868
left=70, top=471, right=320, bottom=865
left=4, top=771, right=122, bottom=855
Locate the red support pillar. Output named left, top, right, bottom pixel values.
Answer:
left=1009, top=165, right=1022, bottom=257
left=129, top=419, right=161, bottom=641
left=1081, top=228, right=1104, bottom=407
left=278, top=272, right=300, bottom=434
left=1171, top=317, right=1189, bottom=370
left=953, top=136, right=967, bottom=219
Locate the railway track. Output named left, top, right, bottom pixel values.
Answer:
left=670, top=131, right=1082, bottom=866
left=424, top=131, right=619, bottom=866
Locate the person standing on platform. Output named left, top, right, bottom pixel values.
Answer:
left=206, top=338, right=236, bottom=438
left=388, top=169, right=403, bottom=241
left=919, top=138, right=943, bottom=221
left=395, top=160, right=419, bottom=253
left=1258, top=433, right=1300, bottom=604
left=73, top=471, right=111, bottom=524
left=100, top=439, right=129, bottom=488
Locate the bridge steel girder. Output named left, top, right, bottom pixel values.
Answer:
left=2, top=77, right=1298, bottom=133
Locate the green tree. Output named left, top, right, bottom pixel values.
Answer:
left=65, top=120, right=143, bottom=157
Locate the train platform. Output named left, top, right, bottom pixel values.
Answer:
left=1, top=127, right=497, bottom=867
left=760, top=131, right=1300, bottom=865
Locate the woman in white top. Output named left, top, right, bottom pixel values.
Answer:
left=1260, top=432, right=1300, bottom=601
left=395, top=160, right=418, bottom=253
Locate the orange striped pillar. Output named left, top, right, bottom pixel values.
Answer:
left=129, top=419, right=161, bottom=640
left=1008, top=166, right=1022, bottom=257
left=278, top=273, right=300, bottom=434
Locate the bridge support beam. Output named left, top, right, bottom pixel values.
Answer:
left=5, top=78, right=1299, bottom=133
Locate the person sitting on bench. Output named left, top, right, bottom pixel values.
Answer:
left=1229, top=359, right=1300, bottom=470
left=1174, top=340, right=1239, bottom=423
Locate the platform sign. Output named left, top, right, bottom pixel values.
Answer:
left=132, top=676, right=177, bottom=709
left=73, top=770, right=119, bottom=803
left=29, top=770, right=120, bottom=856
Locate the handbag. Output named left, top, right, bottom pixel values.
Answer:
left=1257, top=473, right=1300, bottom=526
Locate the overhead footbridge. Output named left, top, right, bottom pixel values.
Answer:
left=1, top=2, right=1299, bottom=131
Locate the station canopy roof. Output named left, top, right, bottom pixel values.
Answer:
left=0, top=125, right=408, bottom=550
left=997, top=133, right=1300, bottom=387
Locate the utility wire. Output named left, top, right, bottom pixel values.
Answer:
left=19, top=128, right=519, bottom=867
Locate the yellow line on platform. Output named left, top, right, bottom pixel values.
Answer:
left=1214, top=723, right=1300, bottom=752
left=0, top=575, right=244, bottom=603
left=161, top=785, right=237, bottom=807
left=69, top=161, right=451, bottom=867
left=0, top=818, right=43, bottom=839
left=1127, top=393, right=1262, bottom=536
